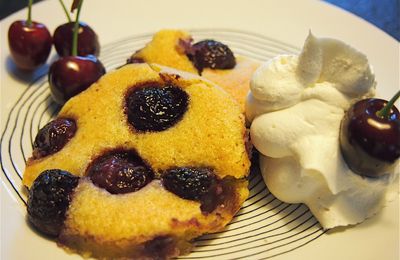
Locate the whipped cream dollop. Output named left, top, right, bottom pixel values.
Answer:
left=246, top=32, right=398, bottom=229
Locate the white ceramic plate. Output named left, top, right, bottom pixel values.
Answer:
left=1, top=0, right=399, bottom=259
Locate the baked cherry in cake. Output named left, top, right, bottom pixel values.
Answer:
left=186, top=39, right=236, bottom=73
left=32, top=118, right=77, bottom=159
left=27, top=169, right=79, bottom=237
left=24, top=63, right=250, bottom=259
left=126, top=83, right=189, bottom=132
left=87, top=150, right=154, bottom=194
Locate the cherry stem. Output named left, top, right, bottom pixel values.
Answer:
left=58, top=0, right=71, bottom=22
left=27, top=0, right=33, bottom=27
left=377, top=90, right=400, bottom=119
left=71, top=0, right=84, bottom=56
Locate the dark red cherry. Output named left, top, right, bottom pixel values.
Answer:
left=27, top=169, right=79, bottom=237
left=33, top=118, right=77, bottom=159
left=162, top=167, right=223, bottom=213
left=162, top=167, right=217, bottom=201
left=53, top=22, right=100, bottom=57
left=340, top=98, right=400, bottom=177
left=87, top=150, right=154, bottom=194
left=186, top=39, right=236, bottom=74
left=8, top=20, right=52, bottom=70
left=126, top=84, right=189, bottom=132
left=48, top=55, right=105, bottom=104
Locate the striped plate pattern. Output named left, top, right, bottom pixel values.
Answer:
left=0, top=29, right=326, bottom=259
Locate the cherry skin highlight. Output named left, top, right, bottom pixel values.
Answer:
left=49, top=55, right=105, bottom=105
left=340, top=98, right=400, bottom=177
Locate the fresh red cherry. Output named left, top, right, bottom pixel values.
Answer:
left=48, top=0, right=105, bottom=105
left=53, top=22, right=100, bottom=57
left=8, top=20, right=52, bottom=70
left=49, top=55, right=105, bottom=104
left=340, top=93, right=400, bottom=178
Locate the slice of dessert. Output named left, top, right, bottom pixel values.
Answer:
left=127, top=29, right=260, bottom=110
left=24, top=63, right=250, bottom=259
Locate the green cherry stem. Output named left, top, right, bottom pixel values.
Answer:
left=58, top=0, right=72, bottom=22
left=377, top=90, right=400, bottom=119
left=71, top=0, right=84, bottom=56
left=27, top=0, right=33, bottom=27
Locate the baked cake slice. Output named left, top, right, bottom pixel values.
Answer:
left=24, top=63, right=250, bottom=259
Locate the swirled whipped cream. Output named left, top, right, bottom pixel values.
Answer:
left=246, top=32, right=398, bottom=229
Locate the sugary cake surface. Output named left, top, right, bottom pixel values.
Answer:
left=23, top=63, right=250, bottom=259
left=130, top=29, right=260, bottom=110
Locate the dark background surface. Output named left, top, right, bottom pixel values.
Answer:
left=0, top=0, right=399, bottom=41
left=324, top=0, right=399, bottom=40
